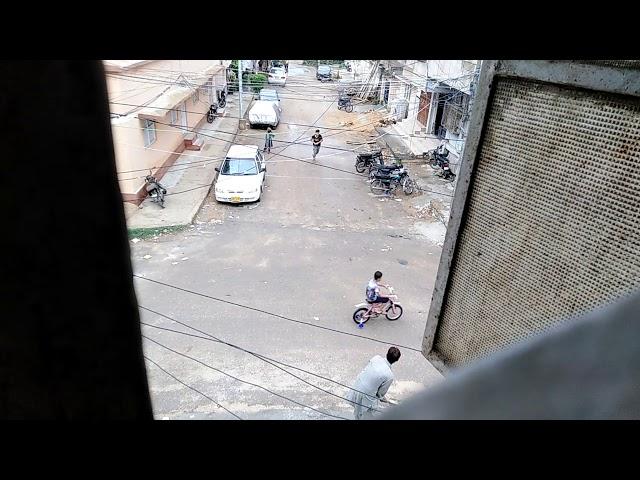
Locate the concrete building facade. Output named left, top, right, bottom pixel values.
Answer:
left=349, top=60, right=480, bottom=161
left=104, top=60, right=227, bottom=203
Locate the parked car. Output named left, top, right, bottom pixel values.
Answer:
left=268, top=67, right=287, bottom=86
left=214, top=145, right=266, bottom=203
left=259, top=88, right=282, bottom=112
left=317, top=65, right=332, bottom=82
left=248, top=100, right=281, bottom=128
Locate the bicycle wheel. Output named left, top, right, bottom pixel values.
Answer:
left=353, top=308, right=370, bottom=325
left=385, top=304, right=403, bottom=321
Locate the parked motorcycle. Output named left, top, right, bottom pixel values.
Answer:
left=355, top=150, right=384, bottom=173
left=436, top=159, right=456, bottom=182
left=145, top=173, right=167, bottom=208
left=207, top=104, right=217, bottom=123
left=425, top=146, right=456, bottom=182
left=337, top=96, right=354, bottom=113
left=353, top=286, right=403, bottom=328
left=218, top=90, right=227, bottom=108
left=370, top=163, right=415, bottom=195
left=425, top=145, right=449, bottom=169
left=345, top=62, right=352, bottom=72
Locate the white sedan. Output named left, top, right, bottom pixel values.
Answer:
left=214, top=145, right=266, bottom=203
left=268, top=67, right=287, bottom=86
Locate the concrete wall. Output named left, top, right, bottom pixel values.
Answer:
left=400, top=60, right=478, bottom=94
left=104, top=60, right=224, bottom=200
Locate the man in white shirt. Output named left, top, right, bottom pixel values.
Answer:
left=347, top=347, right=401, bottom=420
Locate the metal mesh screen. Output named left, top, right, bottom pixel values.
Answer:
left=433, top=77, right=640, bottom=368
left=578, top=60, right=640, bottom=69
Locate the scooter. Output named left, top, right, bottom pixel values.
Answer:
left=353, top=286, right=403, bottom=328
left=145, top=173, right=167, bottom=208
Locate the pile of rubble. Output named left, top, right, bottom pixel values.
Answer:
left=414, top=200, right=448, bottom=224
left=378, top=117, right=397, bottom=126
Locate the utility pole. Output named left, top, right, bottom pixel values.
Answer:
left=238, top=60, right=243, bottom=118
left=378, top=63, right=385, bottom=104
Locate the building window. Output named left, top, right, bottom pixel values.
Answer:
left=143, top=119, right=157, bottom=147
left=170, top=108, right=179, bottom=126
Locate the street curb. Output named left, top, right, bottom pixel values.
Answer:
left=129, top=93, right=255, bottom=232
left=185, top=117, right=242, bottom=226
left=187, top=89, right=257, bottom=224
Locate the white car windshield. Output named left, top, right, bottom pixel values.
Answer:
left=318, top=66, right=330, bottom=73
left=221, top=158, right=258, bottom=175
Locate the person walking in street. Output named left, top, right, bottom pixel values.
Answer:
left=347, top=347, right=401, bottom=420
left=264, top=127, right=275, bottom=153
left=311, top=129, right=323, bottom=160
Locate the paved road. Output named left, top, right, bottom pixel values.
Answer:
left=132, top=63, right=447, bottom=420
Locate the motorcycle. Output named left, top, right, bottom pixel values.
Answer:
left=436, top=159, right=456, bottom=182
left=206, top=104, right=217, bottom=123
left=218, top=90, right=227, bottom=109
left=370, top=164, right=415, bottom=195
left=355, top=150, right=384, bottom=173
left=353, top=286, right=403, bottom=328
left=425, top=145, right=449, bottom=169
left=425, top=146, right=456, bottom=182
left=337, top=96, right=354, bottom=113
left=345, top=62, right=352, bottom=72
left=145, top=173, right=167, bottom=208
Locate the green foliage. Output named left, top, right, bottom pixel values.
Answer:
left=247, top=73, right=268, bottom=93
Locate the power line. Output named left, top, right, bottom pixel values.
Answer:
left=142, top=326, right=382, bottom=414
left=133, top=274, right=422, bottom=353
left=139, top=305, right=385, bottom=411
left=122, top=115, right=456, bottom=199
left=142, top=334, right=349, bottom=420
left=144, top=354, right=242, bottom=420
left=110, top=88, right=465, bottom=141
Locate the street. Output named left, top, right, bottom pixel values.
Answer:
left=131, top=63, right=449, bottom=419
